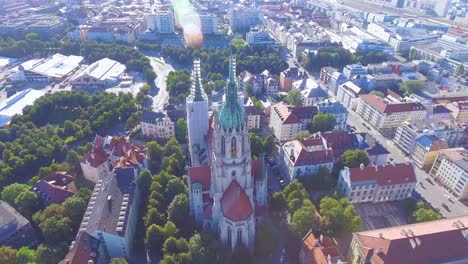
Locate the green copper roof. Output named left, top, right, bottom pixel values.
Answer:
left=218, top=55, right=244, bottom=130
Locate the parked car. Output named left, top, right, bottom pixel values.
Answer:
left=441, top=203, right=450, bottom=211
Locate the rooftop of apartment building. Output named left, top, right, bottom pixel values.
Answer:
left=437, top=147, right=468, bottom=171
left=343, top=162, right=416, bottom=186
left=359, top=94, right=426, bottom=113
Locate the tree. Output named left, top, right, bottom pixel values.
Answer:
left=456, top=64, right=465, bottom=76
left=189, top=232, right=228, bottom=264
left=168, top=194, right=193, bottom=237
left=145, top=68, right=157, bottom=84
left=398, top=80, right=424, bottom=96
left=63, top=196, right=86, bottom=227
left=36, top=243, right=67, bottom=264
left=341, top=150, right=370, bottom=168
left=66, top=150, right=82, bottom=175
left=412, top=207, right=441, bottom=223
left=14, top=190, right=40, bottom=218
left=293, top=131, right=311, bottom=140
left=176, top=118, right=188, bottom=144
left=319, top=197, right=361, bottom=237
left=16, top=247, right=36, bottom=264
left=370, top=90, right=384, bottom=97
left=0, top=246, right=17, bottom=264
left=311, top=112, right=336, bottom=133
left=165, top=178, right=187, bottom=201
left=138, top=169, right=152, bottom=199
left=290, top=205, right=317, bottom=237
left=262, top=135, right=275, bottom=156
left=144, top=208, right=165, bottom=227
left=1, top=183, right=30, bottom=205
left=284, top=89, right=304, bottom=107
left=41, top=215, right=72, bottom=244
left=110, top=258, right=128, bottom=264
left=163, top=237, right=190, bottom=255
left=147, top=141, right=164, bottom=173
left=255, top=219, right=278, bottom=256
left=271, top=192, right=287, bottom=212
left=146, top=224, right=165, bottom=252
left=249, top=133, right=263, bottom=158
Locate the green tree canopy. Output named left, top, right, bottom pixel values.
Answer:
left=311, top=112, right=336, bottom=133
left=398, top=80, right=424, bottom=96
left=41, top=215, right=72, bottom=244
left=294, top=130, right=311, bottom=140
left=110, top=258, right=128, bottom=264
left=176, top=118, right=188, bottom=144
left=319, top=197, right=361, bottom=237
left=370, top=90, right=384, bottom=97
left=341, top=149, right=370, bottom=168
left=0, top=246, right=17, bottom=264
left=16, top=247, right=36, bottom=264
left=290, top=205, right=317, bottom=237
left=168, top=193, right=193, bottom=237
left=284, top=89, right=304, bottom=107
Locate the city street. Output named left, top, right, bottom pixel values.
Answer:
left=346, top=109, right=468, bottom=218
left=148, top=56, right=174, bottom=112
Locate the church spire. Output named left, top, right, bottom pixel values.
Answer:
left=192, top=58, right=205, bottom=102
left=217, top=54, right=245, bottom=131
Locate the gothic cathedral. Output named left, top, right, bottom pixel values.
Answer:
left=187, top=56, right=267, bottom=252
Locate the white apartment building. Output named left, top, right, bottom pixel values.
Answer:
left=147, top=5, right=175, bottom=33
left=80, top=148, right=111, bottom=183
left=343, top=64, right=368, bottom=79
left=199, top=14, right=218, bottom=34
left=356, top=94, right=426, bottom=137
left=430, top=148, right=468, bottom=200
left=269, top=102, right=317, bottom=141
left=229, top=6, right=263, bottom=32
left=446, top=101, right=468, bottom=123
left=246, top=27, right=275, bottom=45
left=140, top=110, right=175, bottom=140
left=336, top=81, right=363, bottom=110
left=338, top=163, right=417, bottom=203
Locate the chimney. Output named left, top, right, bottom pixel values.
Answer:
left=290, top=149, right=295, bottom=161
left=378, top=233, right=383, bottom=238
left=327, top=254, right=332, bottom=264
left=320, top=234, right=324, bottom=244
left=392, top=160, right=396, bottom=167
left=314, top=239, right=319, bottom=246
left=360, top=163, right=365, bottom=170
left=375, top=165, right=378, bottom=171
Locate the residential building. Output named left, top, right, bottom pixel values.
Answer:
left=0, top=89, right=45, bottom=128
left=393, top=119, right=464, bottom=154
left=366, top=73, right=401, bottom=91
left=147, top=5, right=175, bottom=33
left=280, top=137, right=334, bottom=180
left=329, top=72, right=348, bottom=95
left=354, top=133, right=390, bottom=166
left=11, top=54, right=83, bottom=82
left=300, top=231, right=347, bottom=264
left=270, top=101, right=318, bottom=141
left=316, top=99, right=349, bottom=131
left=435, top=0, right=452, bottom=17
left=229, top=6, right=263, bottom=32
left=199, top=13, right=218, bottom=34
left=411, top=135, right=449, bottom=170
left=280, top=68, right=304, bottom=92
left=446, top=101, right=468, bottom=123
left=338, top=163, right=416, bottom=203
left=59, top=231, right=107, bottom=264
left=239, top=71, right=263, bottom=96
left=356, top=94, right=426, bottom=137
left=245, top=106, right=262, bottom=131
left=388, top=28, right=441, bottom=54
left=140, top=110, right=175, bottom=140
left=320, top=67, right=337, bottom=85
left=430, top=148, right=468, bottom=200
left=80, top=135, right=146, bottom=183
left=0, top=202, right=38, bottom=248
left=343, top=64, right=368, bottom=79
left=71, top=58, right=126, bottom=88
left=0, top=14, right=67, bottom=39
left=336, top=81, right=364, bottom=110
left=32, top=172, right=77, bottom=206
left=72, top=167, right=140, bottom=260
left=187, top=56, right=267, bottom=252
left=262, top=70, right=280, bottom=96
left=246, top=26, right=275, bottom=45
left=429, top=104, right=453, bottom=120
left=297, top=81, right=327, bottom=106
left=350, top=216, right=468, bottom=264
left=186, top=59, right=209, bottom=166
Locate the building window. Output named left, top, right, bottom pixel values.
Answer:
left=221, top=136, right=226, bottom=156
left=228, top=227, right=232, bottom=247
left=237, top=229, right=242, bottom=247
left=231, top=137, right=237, bottom=157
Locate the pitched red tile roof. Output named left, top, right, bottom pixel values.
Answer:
left=360, top=94, right=425, bottom=114
left=294, top=149, right=334, bottom=166
left=33, top=172, right=76, bottom=205
left=302, top=232, right=346, bottom=264
left=321, top=131, right=354, bottom=151
left=81, top=147, right=108, bottom=167
left=189, top=166, right=211, bottom=191
left=110, top=136, right=131, bottom=157
left=221, top=180, right=253, bottom=222
left=353, top=216, right=468, bottom=264
left=347, top=163, right=416, bottom=186
left=59, top=231, right=98, bottom=264
left=433, top=96, right=468, bottom=104
left=291, top=106, right=318, bottom=120
left=272, top=102, right=301, bottom=124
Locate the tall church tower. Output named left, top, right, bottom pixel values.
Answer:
left=210, top=55, right=256, bottom=251
left=186, top=59, right=209, bottom=166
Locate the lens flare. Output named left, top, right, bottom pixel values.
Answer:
left=170, top=0, right=204, bottom=48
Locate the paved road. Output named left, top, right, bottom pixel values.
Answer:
left=147, top=56, right=174, bottom=112
left=346, top=109, right=468, bottom=218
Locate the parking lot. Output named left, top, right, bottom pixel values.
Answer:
left=354, top=201, right=409, bottom=231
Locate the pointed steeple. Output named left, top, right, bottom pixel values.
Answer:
left=191, top=58, right=206, bottom=102
left=217, top=55, right=245, bottom=131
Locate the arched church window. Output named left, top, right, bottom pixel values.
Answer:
left=221, top=136, right=225, bottom=156
left=227, top=227, right=232, bottom=247
left=237, top=229, right=242, bottom=247
left=231, top=137, right=237, bottom=157
left=232, top=170, right=236, bottom=177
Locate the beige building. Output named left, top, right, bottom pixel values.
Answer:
left=446, top=101, right=468, bottom=123
left=411, top=135, right=449, bottom=171
left=245, top=106, right=262, bottom=131
left=140, top=110, right=175, bottom=140
left=349, top=216, right=468, bottom=264
left=429, top=148, right=468, bottom=200
left=338, top=163, right=416, bottom=203
left=336, top=81, right=363, bottom=110
left=356, top=94, right=426, bottom=137
left=269, top=102, right=317, bottom=141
